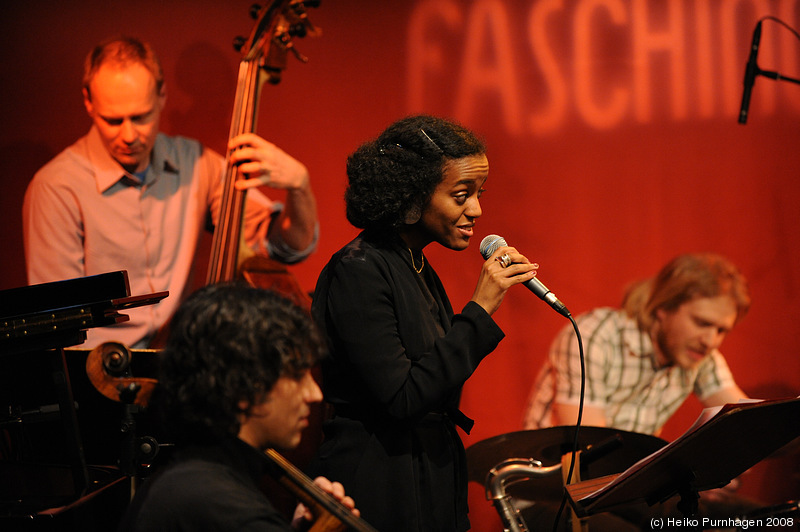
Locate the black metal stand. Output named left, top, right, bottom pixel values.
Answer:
left=48, top=348, right=90, bottom=497
left=676, top=487, right=700, bottom=532
left=0, top=271, right=167, bottom=529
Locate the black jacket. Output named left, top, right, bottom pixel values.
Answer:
left=309, top=232, right=504, bottom=531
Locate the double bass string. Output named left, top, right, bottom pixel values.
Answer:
left=209, top=55, right=261, bottom=284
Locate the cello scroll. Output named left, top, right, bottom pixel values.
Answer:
left=86, top=341, right=157, bottom=407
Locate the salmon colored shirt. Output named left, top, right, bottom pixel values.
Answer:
left=23, top=127, right=312, bottom=348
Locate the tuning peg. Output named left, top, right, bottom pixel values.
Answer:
left=288, top=45, right=309, bottom=63
left=275, top=31, right=310, bottom=63
left=233, top=36, right=246, bottom=52
left=249, top=4, right=262, bottom=19
left=289, top=23, right=307, bottom=38
left=264, top=67, right=283, bottom=85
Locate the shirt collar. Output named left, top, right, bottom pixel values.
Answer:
left=150, top=132, right=180, bottom=175
left=87, top=127, right=179, bottom=193
left=619, top=313, right=664, bottom=369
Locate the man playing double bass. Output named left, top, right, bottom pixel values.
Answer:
left=22, top=36, right=318, bottom=349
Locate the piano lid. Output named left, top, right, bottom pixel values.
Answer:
left=0, top=271, right=131, bottom=319
left=1, top=271, right=167, bottom=355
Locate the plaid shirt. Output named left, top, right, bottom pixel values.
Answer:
left=523, top=307, right=737, bottom=435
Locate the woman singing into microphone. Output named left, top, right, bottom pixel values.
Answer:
left=309, top=115, right=537, bottom=531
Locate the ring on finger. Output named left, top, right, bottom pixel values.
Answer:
left=496, top=253, right=512, bottom=268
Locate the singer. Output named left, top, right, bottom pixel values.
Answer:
left=308, top=115, right=537, bottom=531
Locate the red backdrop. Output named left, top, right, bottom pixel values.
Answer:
left=2, top=0, right=799, bottom=528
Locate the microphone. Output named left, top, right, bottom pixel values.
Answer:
left=479, top=234, right=571, bottom=317
left=738, top=20, right=763, bottom=124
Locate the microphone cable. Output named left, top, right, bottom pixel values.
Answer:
left=761, top=15, right=800, bottom=40
left=551, top=315, right=586, bottom=532
left=478, top=233, right=585, bottom=530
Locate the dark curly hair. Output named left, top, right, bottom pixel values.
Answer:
left=345, top=115, right=486, bottom=233
left=154, top=283, right=324, bottom=444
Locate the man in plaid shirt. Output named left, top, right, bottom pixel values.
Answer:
left=524, top=252, right=750, bottom=436
left=521, top=253, right=761, bottom=531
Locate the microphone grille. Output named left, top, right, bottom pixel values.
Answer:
left=479, top=234, right=507, bottom=259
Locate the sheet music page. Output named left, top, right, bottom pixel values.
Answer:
left=576, top=399, right=765, bottom=503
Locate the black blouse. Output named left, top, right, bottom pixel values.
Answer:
left=310, top=231, right=504, bottom=531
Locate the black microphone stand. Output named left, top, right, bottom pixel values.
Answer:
left=739, top=17, right=800, bottom=123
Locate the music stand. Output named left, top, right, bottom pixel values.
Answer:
left=1, top=271, right=167, bottom=528
left=566, top=397, right=800, bottom=524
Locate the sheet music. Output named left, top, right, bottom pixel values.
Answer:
left=576, top=399, right=766, bottom=503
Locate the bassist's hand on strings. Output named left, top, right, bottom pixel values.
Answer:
left=229, top=132, right=318, bottom=256
left=230, top=133, right=311, bottom=193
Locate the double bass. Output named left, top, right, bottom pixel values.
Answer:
left=206, top=0, right=316, bottom=310
left=202, top=3, right=377, bottom=530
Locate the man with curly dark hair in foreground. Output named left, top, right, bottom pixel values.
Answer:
left=119, top=283, right=360, bottom=531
